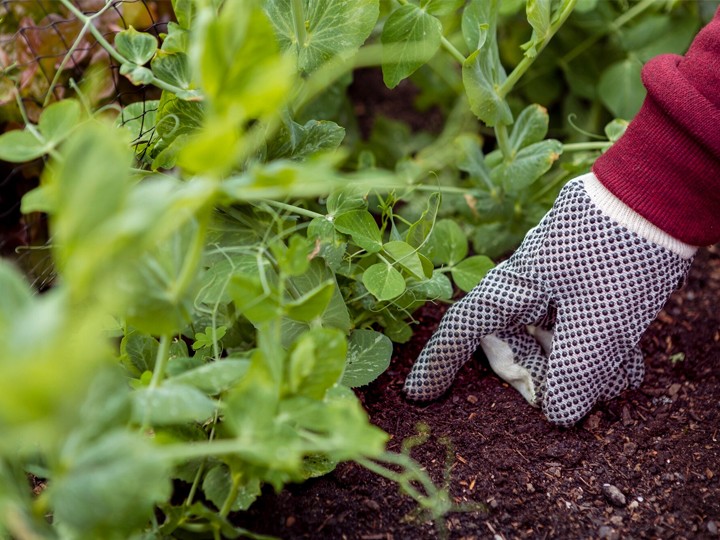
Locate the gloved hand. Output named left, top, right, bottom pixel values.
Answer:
left=404, top=172, right=695, bottom=426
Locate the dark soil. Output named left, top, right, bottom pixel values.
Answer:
left=236, top=245, right=720, bottom=539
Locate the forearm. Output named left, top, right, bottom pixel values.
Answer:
left=593, top=8, right=720, bottom=246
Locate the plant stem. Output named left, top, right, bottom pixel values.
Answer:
left=291, top=0, right=307, bottom=49
left=494, top=123, right=512, bottom=160
left=260, top=199, right=324, bottom=219
left=441, top=36, right=466, bottom=64
left=219, top=472, right=242, bottom=518
left=499, top=0, right=578, bottom=98
left=149, top=334, right=172, bottom=390
left=562, top=141, right=612, bottom=152
left=170, top=210, right=210, bottom=301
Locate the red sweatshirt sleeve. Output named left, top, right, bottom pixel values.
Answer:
left=592, top=8, right=720, bottom=246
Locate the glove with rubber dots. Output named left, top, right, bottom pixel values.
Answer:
left=403, top=173, right=696, bottom=427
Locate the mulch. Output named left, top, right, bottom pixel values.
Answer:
left=235, top=244, right=720, bottom=539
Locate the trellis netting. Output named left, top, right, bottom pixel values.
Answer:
left=0, top=0, right=166, bottom=286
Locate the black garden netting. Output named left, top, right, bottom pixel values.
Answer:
left=0, top=0, right=168, bottom=286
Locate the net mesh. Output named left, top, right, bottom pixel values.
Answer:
left=0, top=0, right=169, bottom=287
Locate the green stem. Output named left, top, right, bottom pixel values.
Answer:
left=499, top=0, right=578, bottom=98
left=494, top=123, right=512, bottom=160
left=441, top=36, right=466, bottom=64
left=260, top=199, right=323, bottom=219
left=149, top=334, right=171, bottom=390
left=562, top=141, right=612, bottom=152
left=219, top=473, right=241, bottom=518
left=169, top=210, right=210, bottom=301
left=57, top=0, right=194, bottom=97
left=291, top=0, right=307, bottom=50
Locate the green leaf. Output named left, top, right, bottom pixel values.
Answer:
left=362, top=263, right=405, bottom=301
left=383, top=241, right=427, bottom=280
left=287, top=328, right=347, bottom=399
left=116, top=100, right=159, bottom=155
left=523, top=0, right=552, bottom=57
left=120, top=64, right=155, bottom=85
left=228, top=274, right=280, bottom=324
left=451, top=255, right=494, bottom=292
left=457, top=134, right=492, bottom=189
left=604, top=119, right=628, bottom=143
left=49, top=431, right=172, bottom=537
left=0, top=129, right=47, bottom=162
left=307, top=217, right=347, bottom=270
left=508, top=104, right=549, bottom=153
left=598, top=59, right=645, bottom=120
left=462, top=0, right=492, bottom=51
left=381, top=4, right=443, bottom=89
left=192, top=325, right=227, bottom=351
left=132, top=384, right=217, bottom=425
left=151, top=51, right=191, bottom=89
left=265, top=0, right=379, bottom=74
left=194, top=4, right=291, bottom=120
left=424, top=0, right=465, bottom=16
left=326, top=188, right=366, bottom=216
left=172, top=0, right=195, bottom=28
left=409, top=270, right=453, bottom=301
left=115, top=26, right=158, bottom=65
left=619, top=13, right=699, bottom=63
left=423, top=219, right=468, bottom=265
left=341, top=329, right=392, bottom=387
left=203, top=464, right=261, bottom=513
left=266, top=119, right=345, bottom=161
left=38, top=99, right=82, bottom=143
left=272, top=234, right=311, bottom=277
left=333, top=210, right=383, bottom=253
left=120, top=331, right=159, bottom=377
left=499, top=139, right=562, bottom=191
left=405, top=192, right=441, bottom=249
left=463, top=48, right=512, bottom=126
left=171, top=358, right=251, bottom=395
left=0, top=261, right=32, bottom=330
left=285, top=280, right=335, bottom=322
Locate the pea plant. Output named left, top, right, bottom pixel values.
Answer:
left=0, top=0, right=705, bottom=537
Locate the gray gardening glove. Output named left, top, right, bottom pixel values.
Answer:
left=404, top=173, right=695, bottom=426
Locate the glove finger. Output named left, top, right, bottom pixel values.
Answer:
left=404, top=265, right=548, bottom=401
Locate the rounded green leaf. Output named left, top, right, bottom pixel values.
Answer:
left=604, top=119, right=629, bottom=143
left=362, top=263, right=406, bottom=301
left=114, top=26, right=158, bottom=65
left=451, top=255, right=494, bottom=292
left=38, top=99, right=82, bottom=143
left=424, top=219, right=468, bottom=266
left=598, top=59, right=645, bottom=120
left=151, top=51, right=191, bottom=89
left=341, top=329, right=392, bottom=387
left=381, top=4, right=442, bottom=89
left=383, top=240, right=427, bottom=280
left=508, top=104, right=549, bottom=152
left=333, top=210, right=383, bottom=253
left=131, top=384, right=218, bottom=425
left=0, top=129, right=47, bottom=162
left=501, top=139, right=562, bottom=192
left=265, top=0, right=380, bottom=74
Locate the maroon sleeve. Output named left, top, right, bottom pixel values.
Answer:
left=592, top=8, right=720, bottom=246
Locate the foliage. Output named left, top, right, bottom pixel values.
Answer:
left=0, top=0, right=710, bottom=537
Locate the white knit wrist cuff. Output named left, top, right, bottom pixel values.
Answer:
left=582, top=172, right=698, bottom=259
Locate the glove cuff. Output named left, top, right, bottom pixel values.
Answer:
left=583, top=173, right=697, bottom=259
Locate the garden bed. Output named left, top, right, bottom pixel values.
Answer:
left=236, top=245, right=720, bottom=539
